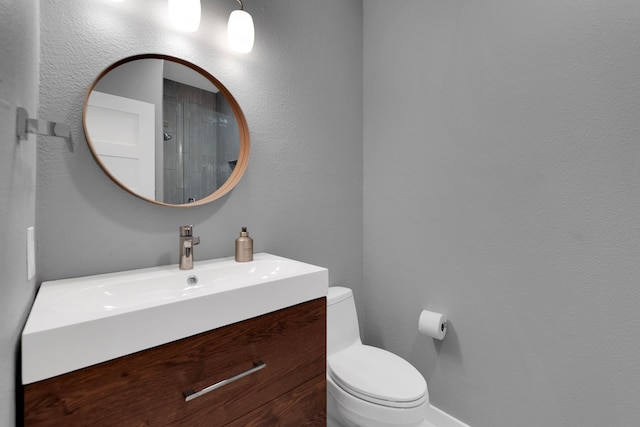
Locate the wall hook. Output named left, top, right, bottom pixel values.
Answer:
left=16, top=107, right=74, bottom=152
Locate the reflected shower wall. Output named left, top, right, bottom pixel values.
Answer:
left=162, top=79, right=239, bottom=204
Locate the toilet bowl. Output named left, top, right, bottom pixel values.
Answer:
left=327, top=286, right=430, bottom=427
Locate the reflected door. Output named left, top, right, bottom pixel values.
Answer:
left=85, top=91, right=156, bottom=199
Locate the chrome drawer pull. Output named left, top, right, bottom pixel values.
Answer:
left=183, top=361, right=266, bottom=402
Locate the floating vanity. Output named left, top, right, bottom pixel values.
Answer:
left=22, top=253, right=328, bottom=426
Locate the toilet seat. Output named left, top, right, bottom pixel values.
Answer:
left=328, top=345, right=428, bottom=409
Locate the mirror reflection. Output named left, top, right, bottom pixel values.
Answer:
left=83, top=54, right=249, bottom=207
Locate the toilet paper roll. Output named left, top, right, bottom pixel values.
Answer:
left=418, top=310, right=447, bottom=340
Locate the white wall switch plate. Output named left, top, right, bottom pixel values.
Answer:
left=27, top=226, right=35, bottom=280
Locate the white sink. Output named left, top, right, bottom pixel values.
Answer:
left=22, top=253, right=328, bottom=384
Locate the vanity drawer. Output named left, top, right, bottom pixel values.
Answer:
left=24, top=297, right=326, bottom=426
left=227, top=374, right=326, bottom=427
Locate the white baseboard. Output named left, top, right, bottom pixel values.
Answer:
left=426, top=404, right=471, bottom=427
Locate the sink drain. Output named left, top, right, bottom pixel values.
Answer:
left=187, top=275, right=198, bottom=285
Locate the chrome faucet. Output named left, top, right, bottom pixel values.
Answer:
left=179, top=225, right=200, bottom=270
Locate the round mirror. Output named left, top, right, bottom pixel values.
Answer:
left=82, top=54, right=250, bottom=207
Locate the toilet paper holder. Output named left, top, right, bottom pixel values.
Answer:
left=418, top=309, right=447, bottom=340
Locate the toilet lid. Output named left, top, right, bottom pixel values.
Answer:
left=328, top=345, right=427, bottom=408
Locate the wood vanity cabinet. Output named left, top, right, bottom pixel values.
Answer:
left=23, top=298, right=326, bottom=426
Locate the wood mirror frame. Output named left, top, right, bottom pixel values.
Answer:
left=82, top=54, right=250, bottom=208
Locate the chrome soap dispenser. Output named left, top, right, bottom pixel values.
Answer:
left=235, top=227, right=253, bottom=262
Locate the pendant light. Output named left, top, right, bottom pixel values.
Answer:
left=227, top=0, right=254, bottom=53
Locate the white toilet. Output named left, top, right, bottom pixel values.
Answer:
left=327, top=286, right=430, bottom=427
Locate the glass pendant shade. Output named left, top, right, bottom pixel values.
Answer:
left=168, top=0, right=201, bottom=32
left=228, top=9, right=255, bottom=53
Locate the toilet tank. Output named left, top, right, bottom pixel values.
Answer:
left=327, top=287, right=362, bottom=355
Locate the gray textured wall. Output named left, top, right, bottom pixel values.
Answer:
left=0, top=0, right=39, bottom=425
left=363, top=1, right=640, bottom=426
left=37, top=0, right=363, bottom=291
